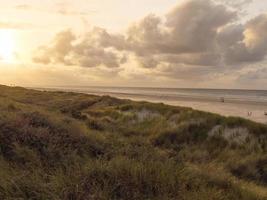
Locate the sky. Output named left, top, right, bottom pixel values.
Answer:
left=0, top=0, right=267, bottom=89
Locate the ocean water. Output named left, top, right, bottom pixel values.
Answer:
left=37, top=86, right=267, bottom=104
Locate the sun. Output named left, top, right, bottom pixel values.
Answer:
left=0, top=30, right=16, bottom=63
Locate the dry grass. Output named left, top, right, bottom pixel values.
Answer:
left=0, top=85, right=267, bottom=199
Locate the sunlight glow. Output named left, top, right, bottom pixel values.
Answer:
left=0, top=30, right=16, bottom=63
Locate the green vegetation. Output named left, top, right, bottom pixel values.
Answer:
left=0, top=85, right=267, bottom=200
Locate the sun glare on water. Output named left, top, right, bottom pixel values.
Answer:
left=0, top=30, right=16, bottom=63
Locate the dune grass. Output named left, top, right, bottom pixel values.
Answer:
left=0, top=85, right=266, bottom=199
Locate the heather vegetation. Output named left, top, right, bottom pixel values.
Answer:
left=0, top=85, right=267, bottom=200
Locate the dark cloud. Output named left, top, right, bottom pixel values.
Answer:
left=217, top=24, right=245, bottom=48
left=222, top=14, right=267, bottom=64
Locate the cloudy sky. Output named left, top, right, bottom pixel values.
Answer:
left=0, top=0, right=267, bottom=89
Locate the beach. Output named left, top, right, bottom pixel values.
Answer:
left=33, top=86, right=267, bottom=124
left=86, top=92, right=267, bottom=124
left=116, top=93, right=267, bottom=124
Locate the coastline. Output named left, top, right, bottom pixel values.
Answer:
left=90, top=92, right=267, bottom=124
left=32, top=87, right=267, bottom=124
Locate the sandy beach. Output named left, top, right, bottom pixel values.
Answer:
left=86, top=92, right=267, bottom=124
left=33, top=87, right=267, bottom=124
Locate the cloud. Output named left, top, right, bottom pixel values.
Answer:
left=14, top=4, right=32, bottom=10
left=33, top=29, right=126, bottom=69
left=217, top=24, right=245, bottom=48
left=33, top=0, right=267, bottom=80
left=14, top=3, right=94, bottom=16
left=57, top=10, right=90, bottom=16
left=153, top=64, right=219, bottom=80
left=222, top=14, right=267, bottom=64
left=124, top=0, right=267, bottom=69
left=33, top=30, right=75, bottom=64
left=240, top=68, right=267, bottom=80
left=236, top=65, right=267, bottom=88
left=0, top=21, right=33, bottom=30
left=122, top=0, right=236, bottom=68
left=217, top=0, right=253, bottom=9
left=164, top=0, right=236, bottom=53
left=56, top=3, right=95, bottom=16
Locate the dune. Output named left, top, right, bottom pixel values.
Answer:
left=0, top=85, right=267, bottom=200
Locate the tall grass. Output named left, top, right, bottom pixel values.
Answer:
left=0, top=85, right=266, bottom=199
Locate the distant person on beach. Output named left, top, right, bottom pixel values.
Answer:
left=220, top=97, right=225, bottom=103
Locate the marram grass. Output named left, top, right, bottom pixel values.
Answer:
left=0, top=85, right=267, bottom=200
